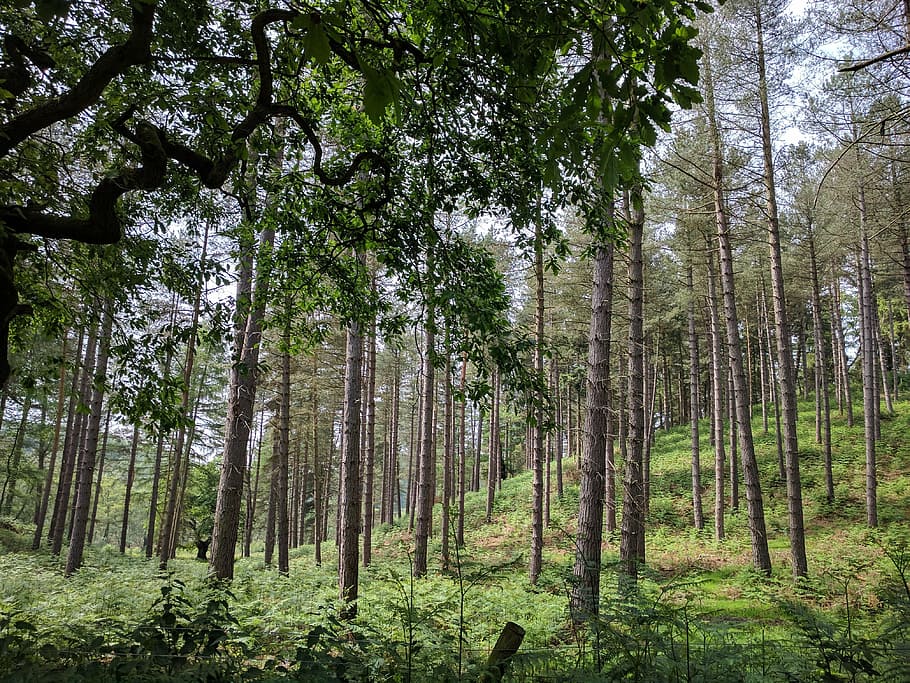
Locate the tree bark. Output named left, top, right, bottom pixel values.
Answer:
left=119, top=424, right=140, bottom=553
left=704, top=49, right=771, bottom=574
left=620, top=187, right=646, bottom=586
left=530, top=218, right=545, bottom=585
left=414, top=316, right=436, bottom=577
left=570, top=237, right=613, bottom=620
left=338, top=317, right=364, bottom=615
left=362, top=315, right=377, bottom=567
left=65, top=301, right=113, bottom=576
left=687, top=264, right=705, bottom=531
left=807, top=229, right=834, bottom=505
left=706, top=246, right=725, bottom=541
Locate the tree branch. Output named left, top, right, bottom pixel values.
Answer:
left=0, top=2, right=157, bottom=157
left=838, top=44, right=910, bottom=72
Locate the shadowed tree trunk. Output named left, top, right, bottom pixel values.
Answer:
left=414, top=314, right=436, bottom=578
left=33, top=335, right=68, bottom=549
left=362, top=313, right=377, bottom=567
left=65, top=300, right=113, bottom=576
left=339, top=314, right=364, bottom=616
left=119, top=424, right=140, bottom=553
left=620, top=186, right=646, bottom=587
left=530, top=217, right=545, bottom=586
left=807, top=226, right=834, bottom=505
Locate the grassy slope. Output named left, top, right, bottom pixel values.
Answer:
left=0, top=397, right=907, bottom=675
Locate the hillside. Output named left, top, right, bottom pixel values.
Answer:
left=0, top=396, right=908, bottom=681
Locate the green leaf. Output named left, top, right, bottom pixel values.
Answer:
left=304, top=23, right=332, bottom=65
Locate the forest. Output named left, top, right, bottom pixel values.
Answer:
left=0, top=0, right=909, bottom=680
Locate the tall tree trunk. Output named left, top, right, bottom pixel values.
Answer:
left=159, top=224, right=209, bottom=568
left=456, top=356, right=467, bottom=548
left=831, top=273, right=853, bottom=426
left=277, top=300, right=291, bottom=576
left=571, top=235, right=613, bottom=621
left=33, top=335, right=68, bottom=549
left=46, top=327, right=83, bottom=549
left=119, top=424, right=140, bottom=553
left=87, top=407, right=111, bottom=544
left=144, top=301, right=178, bottom=558
left=441, top=348, right=453, bottom=570
left=706, top=245, right=725, bottom=541
left=312, top=353, right=323, bottom=564
left=859, top=231, right=878, bottom=527
left=554, top=360, right=564, bottom=500
left=530, top=217, right=545, bottom=585
left=808, top=228, right=834, bottom=504
left=687, top=264, right=705, bottom=531
left=2, top=392, right=32, bottom=517
left=704, top=50, right=772, bottom=574
left=264, top=426, right=279, bottom=566
left=757, top=4, right=807, bottom=578
left=485, top=371, right=499, bottom=523
left=210, top=142, right=279, bottom=580
left=414, top=316, right=436, bottom=577
left=52, top=320, right=96, bottom=555
left=362, top=315, right=377, bottom=567
left=620, top=187, right=646, bottom=586
left=65, top=301, right=113, bottom=576
left=338, top=316, right=364, bottom=615
left=243, top=410, right=265, bottom=558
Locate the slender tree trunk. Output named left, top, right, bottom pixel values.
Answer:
left=243, top=410, right=265, bottom=558
left=159, top=225, right=209, bottom=568
left=620, top=187, right=646, bottom=586
left=473, top=407, right=482, bottom=494
left=264, top=428, right=278, bottom=565
left=65, top=301, right=113, bottom=576
left=312, top=354, right=323, bottom=564
left=33, top=335, right=68, bottom=549
left=555, top=360, right=564, bottom=499
left=87, top=407, right=111, bottom=544
left=2, top=392, right=32, bottom=516
left=757, top=7, right=807, bottom=575
left=831, top=274, right=853, bottom=426
left=530, top=217, right=545, bottom=585
left=688, top=264, right=705, bottom=531
left=707, top=246, right=725, bottom=541
left=456, top=356, right=467, bottom=548
left=51, top=322, right=93, bottom=555
left=441, top=348, right=453, bottom=570
left=119, top=424, right=140, bottom=553
left=362, top=316, right=377, bottom=567
left=414, top=312, right=436, bottom=577
left=808, top=228, right=834, bottom=504
left=485, top=371, right=499, bottom=523
left=277, top=302, right=291, bottom=576
left=571, top=236, right=614, bottom=620
left=704, top=50, right=772, bottom=574
left=210, top=142, right=279, bottom=580
left=859, top=230, right=878, bottom=527
left=339, top=316, right=364, bottom=615
left=727, top=366, right=738, bottom=512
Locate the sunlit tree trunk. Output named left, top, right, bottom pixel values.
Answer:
left=571, top=233, right=613, bottom=620
left=704, top=50, right=771, bottom=574
left=706, top=245, right=725, bottom=541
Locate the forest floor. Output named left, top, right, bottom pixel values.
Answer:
left=0, top=398, right=908, bottom=681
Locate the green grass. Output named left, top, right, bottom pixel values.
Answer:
left=0, top=396, right=908, bottom=680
